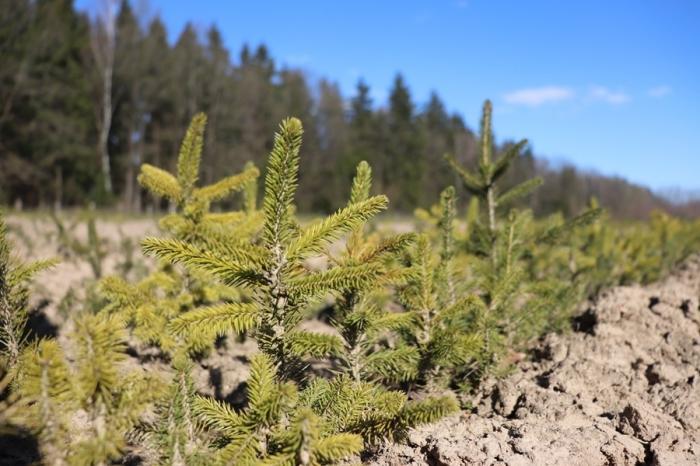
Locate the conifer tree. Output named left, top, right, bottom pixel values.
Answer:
left=143, top=117, right=390, bottom=380
left=445, top=100, right=601, bottom=369
left=101, top=113, right=261, bottom=463
left=137, top=113, right=261, bottom=246
left=5, top=313, right=163, bottom=466
left=398, top=188, right=483, bottom=390
left=102, top=113, right=260, bottom=355
left=331, top=161, right=418, bottom=384
left=0, top=212, right=56, bottom=373
left=142, top=118, right=459, bottom=451
left=385, top=74, right=424, bottom=209
left=50, top=210, right=108, bottom=279
left=446, top=100, right=541, bottom=259
left=192, top=353, right=363, bottom=465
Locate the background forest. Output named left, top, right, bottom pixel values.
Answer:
left=2, top=0, right=698, bottom=219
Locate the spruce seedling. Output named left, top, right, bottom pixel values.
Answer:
left=445, top=100, right=542, bottom=264
left=192, top=353, right=363, bottom=465
left=49, top=210, right=108, bottom=279
left=445, top=100, right=602, bottom=369
left=398, top=191, right=483, bottom=390
left=101, top=114, right=262, bottom=463
left=144, top=118, right=390, bottom=380
left=6, top=313, right=163, bottom=466
left=138, top=113, right=261, bottom=246
left=331, top=161, right=418, bottom=384
left=0, top=212, right=56, bottom=372
left=102, top=113, right=259, bottom=355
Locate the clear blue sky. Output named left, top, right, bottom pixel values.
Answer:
left=77, top=0, right=700, bottom=192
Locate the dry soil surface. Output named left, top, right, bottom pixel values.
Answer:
left=369, top=257, right=700, bottom=466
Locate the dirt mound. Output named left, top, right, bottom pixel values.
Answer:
left=370, top=257, right=700, bottom=465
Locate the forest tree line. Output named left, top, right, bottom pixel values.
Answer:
left=1, top=0, right=697, bottom=219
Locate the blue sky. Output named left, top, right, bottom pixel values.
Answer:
left=77, top=0, right=700, bottom=192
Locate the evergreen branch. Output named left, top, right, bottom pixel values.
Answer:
left=10, top=259, right=58, bottom=285
left=490, top=268, right=524, bottom=311
left=436, top=294, right=485, bottom=326
left=209, top=240, right=269, bottom=268
left=286, top=331, right=344, bottom=358
left=399, top=395, right=458, bottom=428
left=73, top=314, right=127, bottom=402
left=192, top=395, right=242, bottom=436
left=313, top=433, right=363, bottom=463
left=438, top=186, right=456, bottom=263
left=491, top=139, right=528, bottom=182
left=301, top=376, right=381, bottom=433
left=264, top=408, right=317, bottom=465
left=438, top=186, right=457, bottom=306
left=170, top=302, right=260, bottom=338
left=203, top=212, right=248, bottom=224
left=444, top=155, right=485, bottom=195
left=428, top=331, right=482, bottom=367
left=196, top=165, right=260, bottom=203
left=216, top=433, right=260, bottom=465
left=370, top=311, right=417, bottom=333
left=496, top=177, right=543, bottom=208
left=364, top=346, right=420, bottom=383
left=266, top=408, right=363, bottom=465
left=411, top=235, right=436, bottom=312
left=263, top=118, right=303, bottom=249
left=137, top=164, right=181, bottom=201
left=479, top=99, right=493, bottom=168
left=243, top=161, right=259, bottom=213
left=98, top=275, right=143, bottom=308
left=10, top=339, right=73, bottom=458
left=288, top=264, right=382, bottom=296
left=286, top=195, right=388, bottom=260
left=177, top=113, right=207, bottom=195
left=345, top=162, right=396, bottom=262
left=141, top=237, right=265, bottom=287
left=345, top=389, right=408, bottom=443
left=247, top=354, right=279, bottom=415
left=539, top=207, right=604, bottom=244
left=358, top=233, right=415, bottom=263
left=349, top=161, right=372, bottom=205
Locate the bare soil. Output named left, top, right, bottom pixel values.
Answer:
left=369, top=257, right=700, bottom=465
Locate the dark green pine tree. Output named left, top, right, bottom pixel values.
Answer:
left=0, top=0, right=95, bottom=206
left=112, top=0, right=147, bottom=210
left=386, top=74, right=425, bottom=209
left=317, top=79, right=350, bottom=208
left=420, top=92, right=458, bottom=202
left=172, top=23, right=206, bottom=126
left=346, top=80, right=383, bottom=194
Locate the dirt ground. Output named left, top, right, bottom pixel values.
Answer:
left=5, top=216, right=700, bottom=465
left=369, top=257, right=700, bottom=466
left=6, top=215, right=157, bottom=316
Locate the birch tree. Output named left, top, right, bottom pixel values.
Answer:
left=90, top=0, right=119, bottom=196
